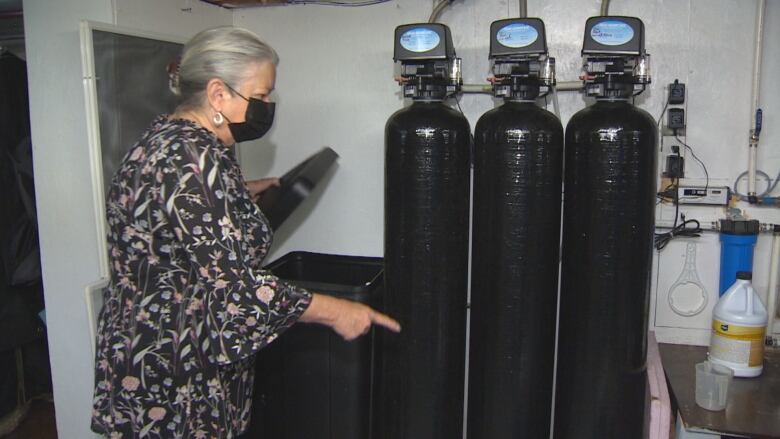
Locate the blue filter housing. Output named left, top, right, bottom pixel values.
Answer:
left=719, top=219, right=760, bottom=295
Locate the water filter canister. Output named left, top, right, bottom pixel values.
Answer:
left=718, top=219, right=759, bottom=296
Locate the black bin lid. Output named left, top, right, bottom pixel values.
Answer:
left=257, top=147, right=339, bottom=230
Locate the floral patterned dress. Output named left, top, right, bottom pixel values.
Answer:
left=91, top=116, right=312, bottom=439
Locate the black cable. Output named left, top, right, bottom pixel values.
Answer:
left=657, top=178, right=677, bottom=198
left=674, top=133, right=709, bottom=194
left=671, top=177, right=680, bottom=229
left=654, top=218, right=702, bottom=251
left=656, top=177, right=678, bottom=222
left=455, top=94, right=465, bottom=114
left=673, top=184, right=679, bottom=229
left=656, top=99, right=670, bottom=152
left=656, top=100, right=669, bottom=130
left=654, top=152, right=703, bottom=250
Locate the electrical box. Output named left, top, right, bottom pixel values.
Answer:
left=663, top=154, right=684, bottom=179
left=668, top=80, right=685, bottom=104
left=677, top=186, right=730, bottom=205
left=667, top=108, right=685, bottom=130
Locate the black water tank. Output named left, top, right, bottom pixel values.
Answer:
left=374, top=101, right=471, bottom=439
left=468, top=101, right=563, bottom=438
left=555, top=100, right=657, bottom=439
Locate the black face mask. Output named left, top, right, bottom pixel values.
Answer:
left=224, top=85, right=275, bottom=142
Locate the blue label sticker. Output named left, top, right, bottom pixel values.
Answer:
left=591, top=20, right=635, bottom=46
left=400, top=27, right=441, bottom=53
left=497, top=23, right=539, bottom=48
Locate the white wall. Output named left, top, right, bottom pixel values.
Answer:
left=24, top=2, right=113, bottom=438
left=24, top=1, right=229, bottom=437
left=236, top=0, right=780, bottom=345
left=649, top=0, right=780, bottom=344
left=22, top=0, right=780, bottom=436
left=233, top=0, right=442, bottom=258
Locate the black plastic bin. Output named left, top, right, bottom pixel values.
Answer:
left=247, top=252, right=383, bottom=439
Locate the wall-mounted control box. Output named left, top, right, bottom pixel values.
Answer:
left=677, top=186, right=730, bottom=205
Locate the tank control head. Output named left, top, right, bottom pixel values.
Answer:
left=394, top=23, right=462, bottom=100
left=488, top=18, right=555, bottom=100
left=580, top=16, right=651, bottom=99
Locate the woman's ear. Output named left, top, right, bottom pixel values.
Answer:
left=205, top=78, right=229, bottom=112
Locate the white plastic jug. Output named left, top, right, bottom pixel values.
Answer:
left=709, top=271, right=768, bottom=377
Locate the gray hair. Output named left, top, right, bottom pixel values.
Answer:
left=173, top=26, right=279, bottom=110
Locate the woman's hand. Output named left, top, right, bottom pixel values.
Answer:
left=246, top=177, right=280, bottom=202
left=300, top=293, right=401, bottom=341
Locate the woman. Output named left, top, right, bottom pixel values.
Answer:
left=91, top=27, right=400, bottom=439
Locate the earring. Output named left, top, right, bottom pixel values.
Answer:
left=213, top=112, right=225, bottom=127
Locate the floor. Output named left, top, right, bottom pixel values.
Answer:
left=3, top=399, right=57, bottom=439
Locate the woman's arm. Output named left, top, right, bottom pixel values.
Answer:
left=245, top=177, right=279, bottom=202
left=164, top=140, right=310, bottom=364
left=300, top=293, right=401, bottom=341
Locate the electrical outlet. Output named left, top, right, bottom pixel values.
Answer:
left=663, top=154, right=685, bottom=179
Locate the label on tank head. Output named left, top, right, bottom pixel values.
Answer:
left=496, top=23, right=538, bottom=48
left=400, top=27, right=441, bottom=53
left=590, top=20, right=635, bottom=46
left=710, top=320, right=765, bottom=367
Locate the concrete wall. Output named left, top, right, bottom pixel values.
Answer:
left=23, top=0, right=229, bottom=436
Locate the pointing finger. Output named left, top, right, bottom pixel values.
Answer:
left=370, top=311, right=401, bottom=333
